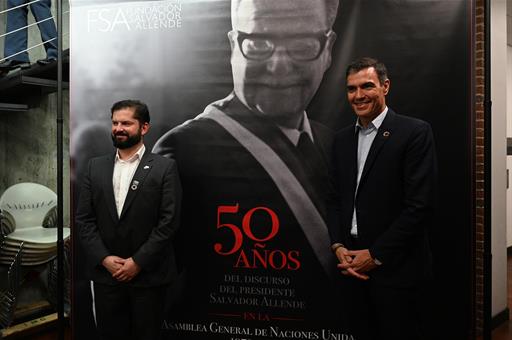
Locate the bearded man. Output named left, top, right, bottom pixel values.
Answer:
left=76, top=99, right=182, bottom=340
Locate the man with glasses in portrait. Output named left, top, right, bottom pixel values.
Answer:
left=153, top=0, right=342, bottom=331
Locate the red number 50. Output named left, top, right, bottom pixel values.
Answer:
left=214, top=204, right=279, bottom=255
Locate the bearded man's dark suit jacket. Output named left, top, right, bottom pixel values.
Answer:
left=77, top=151, right=181, bottom=287
left=76, top=150, right=181, bottom=339
left=153, top=93, right=340, bottom=329
left=328, top=109, right=437, bottom=338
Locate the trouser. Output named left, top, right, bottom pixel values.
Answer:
left=5, top=0, right=58, bottom=61
left=340, top=276, right=424, bottom=340
left=338, top=235, right=426, bottom=340
left=92, top=282, right=168, bottom=340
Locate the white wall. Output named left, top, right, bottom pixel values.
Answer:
left=507, top=45, right=512, bottom=248
left=507, top=156, right=512, bottom=249
left=491, top=0, right=509, bottom=318
left=507, top=1, right=512, bottom=251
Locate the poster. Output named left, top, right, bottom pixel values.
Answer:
left=70, top=1, right=472, bottom=339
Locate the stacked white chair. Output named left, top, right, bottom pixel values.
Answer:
left=0, top=183, right=70, bottom=266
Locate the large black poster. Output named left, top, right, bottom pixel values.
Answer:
left=71, top=1, right=472, bottom=339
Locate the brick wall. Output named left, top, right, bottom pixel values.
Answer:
left=474, top=0, right=485, bottom=335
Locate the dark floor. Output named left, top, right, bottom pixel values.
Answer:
left=8, top=254, right=512, bottom=339
left=491, top=254, right=512, bottom=339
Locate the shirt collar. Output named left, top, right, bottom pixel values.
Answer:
left=355, top=106, right=388, bottom=131
left=278, top=111, right=314, bottom=146
left=115, top=144, right=146, bottom=163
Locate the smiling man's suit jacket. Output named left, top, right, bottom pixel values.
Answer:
left=328, top=109, right=437, bottom=287
left=152, top=93, right=339, bottom=324
left=76, top=150, right=181, bottom=287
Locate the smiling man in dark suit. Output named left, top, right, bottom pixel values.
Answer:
left=76, top=100, right=181, bottom=340
left=328, top=57, right=437, bottom=340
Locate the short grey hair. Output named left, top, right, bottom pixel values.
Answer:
left=231, top=0, right=339, bottom=29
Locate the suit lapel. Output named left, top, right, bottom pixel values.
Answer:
left=348, top=127, right=359, bottom=195
left=308, top=125, right=330, bottom=175
left=224, top=98, right=327, bottom=217
left=119, top=152, right=154, bottom=219
left=357, top=111, right=395, bottom=192
left=103, top=154, right=119, bottom=223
